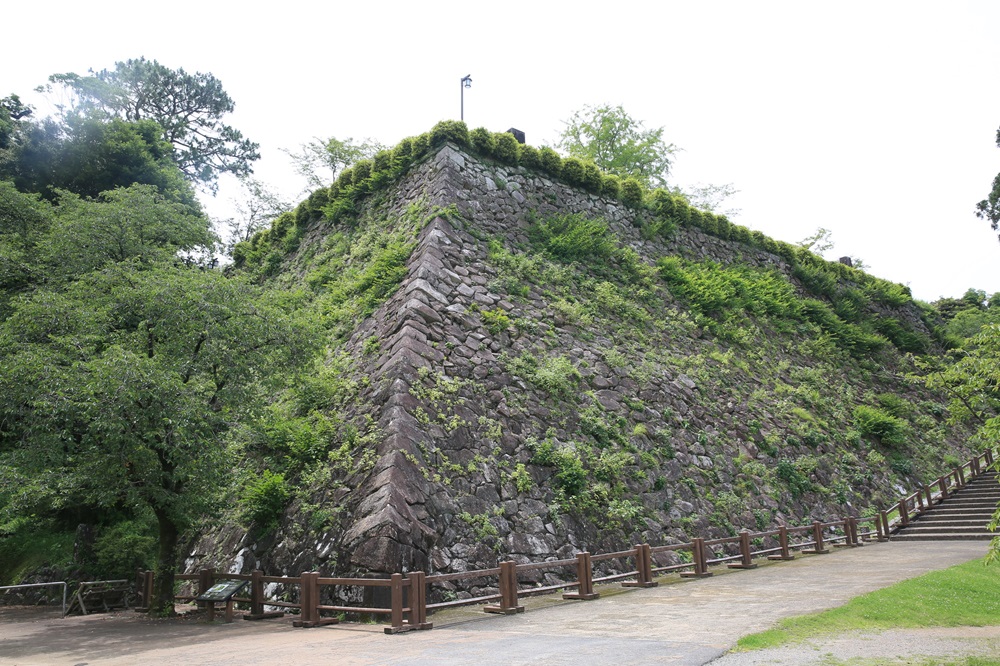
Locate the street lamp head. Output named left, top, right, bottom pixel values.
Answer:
left=462, top=75, right=472, bottom=89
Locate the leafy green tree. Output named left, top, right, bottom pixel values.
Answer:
left=40, top=183, right=215, bottom=280
left=44, top=58, right=259, bottom=189
left=219, top=176, right=291, bottom=256
left=0, top=95, right=32, bottom=150
left=282, top=135, right=384, bottom=192
left=558, top=104, right=677, bottom=188
left=6, top=115, right=197, bottom=208
left=924, top=324, right=1000, bottom=562
left=0, top=263, right=317, bottom=614
left=0, top=181, right=51, bottom=316
left=798, top=227, right=836, bottom=256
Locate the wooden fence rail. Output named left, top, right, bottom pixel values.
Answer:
left=137, top=448, right=994, bottom=634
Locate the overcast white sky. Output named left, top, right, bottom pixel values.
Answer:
left=4, top=0, right=1000, bottom=301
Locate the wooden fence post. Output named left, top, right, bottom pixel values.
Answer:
left=384, top=573, right=406, bottom=634
left=972, top=456, right=981, bottom=476
left=843, top=517, right=856, bottom=547
left=768, top=525, right=796, bottom=560
left=624, top=544, right=658, bottom=587
left=898, top=499, right=910, bottom=527
left=407, top=571, right=433, bottom=629
left=681, top=538, right=713, bottom=578
left=250, top=569, right=264, bottom=616
left=728, top=530, right=757, bottom=569
left=986, top=449, right=995, bottom=466
left=198, top=568, right=214, bottom=597
left=292, top=572, right=320, bottom=628
left=135, top=569, right=154, bottom=611
left=563, top=552, right=600, bottom=600
left=803, top=521, right=829, bottom=554
left=938, top=477, right=949, bottom=501
left=485, top=561, right=525, bottom=614
left=956, top=467, right=966, bottom=488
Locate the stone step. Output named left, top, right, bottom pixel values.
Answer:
left=902, top=524, right=992, bottom=533
left=891, top=532, right=996, bottom=541
left=919, top=502, right=996, bottom=508
left=910, top=513, right=992, bottom=525
left=910, top=511, right=993, bottom=524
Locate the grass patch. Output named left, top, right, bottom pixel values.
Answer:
left=737, top=558, right=1000, bottom=651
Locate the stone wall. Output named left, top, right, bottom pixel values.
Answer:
left=189, top=144, right=963, bottom=592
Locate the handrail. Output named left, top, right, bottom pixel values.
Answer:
left=0, top=581, right=67, bottom=616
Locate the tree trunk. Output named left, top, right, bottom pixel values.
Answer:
left=151, top=508, right=179, bottom=616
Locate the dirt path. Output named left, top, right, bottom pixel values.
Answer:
left=0, top=541, right=990, bottom=665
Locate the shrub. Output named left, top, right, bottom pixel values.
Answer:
left=715, top=215, right=732, bottom=239
left=561, top=157, right=586, bottom=186
left=648, top=188, right=675, bottom=218
left=621, top=177, right=643, bottom=208
left=493, top=132, right=520, bottom=164
left=241, top=470, right=290, bottom=528
left=372, top=149, right=393, bottom=173
left=519, top=144, right=541, bottom=169
left=853, top=405, right=907, bottom=447
left=469, top=127, right=495, bottom=155
left=411, top=132, right=431, bottom=158
left=352, top=159, right=373, bottom=183
left=336, top=167, right=354, bottom=190
left=538, top=147, right=562, bottom=176
left=529, top=213, right=616, bottom=263
left=429, top=120, right=470, bottom=148
left=392, top=138, right=414, bottom=163
left=731, top=224, right=752, bottom=245
left=601, top=174, right=621, bottom=198
left=582, top=162, right=603, bottom=192
left=532, top=355, right=582, bottom=399
left=481, top=308, right=511, bottom=334
left=694, top=210, right=718, bottom=235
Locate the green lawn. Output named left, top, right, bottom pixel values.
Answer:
left=736, top=557, right=1000, bottom=652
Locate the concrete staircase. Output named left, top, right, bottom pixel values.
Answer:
left=892, top=471, right=999, bottom=541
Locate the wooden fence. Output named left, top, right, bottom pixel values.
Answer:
left=134, top=448, right=996, bottom=634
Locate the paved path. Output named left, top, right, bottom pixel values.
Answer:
left=0, top=541, right=989, bottom=665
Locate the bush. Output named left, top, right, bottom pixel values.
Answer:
left=648, top=188, right=675, bottom=218
left=538, top=147, right=562, bottom=177
left=411, top=133, right=431, bottom=158
left=493, top=131, right=520, bottom=164
left=241, top=470, right=291, bottom=528
left=601, top=174, right=621, bottom=198
left=619, top=178, right=643, bottom=208
left=352, top=159, right=373, bottom=183
left=561, top=157, right=586, bottom=186
left=429, top=120, right=469, bottom=148
left=582, top=162, right=603, bottom=193
left=469, top=127, right=494, bottom=155
left=532, top=355, right=582, bottom=399
left=519, top=144, right=540, bottom=169
left=373, top=150, right=393, bottom=173
left=853, top=405, right=907, bottom=447
left=392, top=138, right=414, bottom=163
left=529, top=213, right=616, bottom=263
left=336, top=167, right=354, bottom=190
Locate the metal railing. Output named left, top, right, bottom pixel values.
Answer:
left=0, top=581, right=67, bottom=616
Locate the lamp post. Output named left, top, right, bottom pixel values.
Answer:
left=460, top=74, right=472, bottom=122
